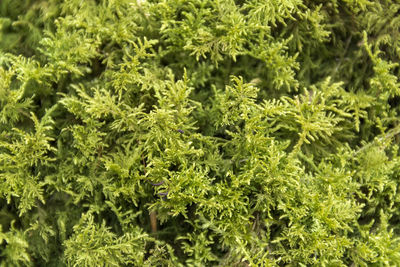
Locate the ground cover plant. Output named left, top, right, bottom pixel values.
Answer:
left=1, top=0, right=400, bottom=266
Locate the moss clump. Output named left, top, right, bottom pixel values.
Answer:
left=1, top=0, right=400, bottom=266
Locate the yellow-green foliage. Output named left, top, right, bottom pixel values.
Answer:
left=1, top=0, right=400, bottom=266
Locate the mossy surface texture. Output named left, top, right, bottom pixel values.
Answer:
left=1, top=0, right=400, bottom=266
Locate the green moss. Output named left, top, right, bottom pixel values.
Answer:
left=0, top=0, right=400, bottom=266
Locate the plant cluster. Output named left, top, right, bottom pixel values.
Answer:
left=1, top=0, right=400, bottom=266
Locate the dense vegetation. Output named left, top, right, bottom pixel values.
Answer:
left=1, top=0, right=400, bottom=266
